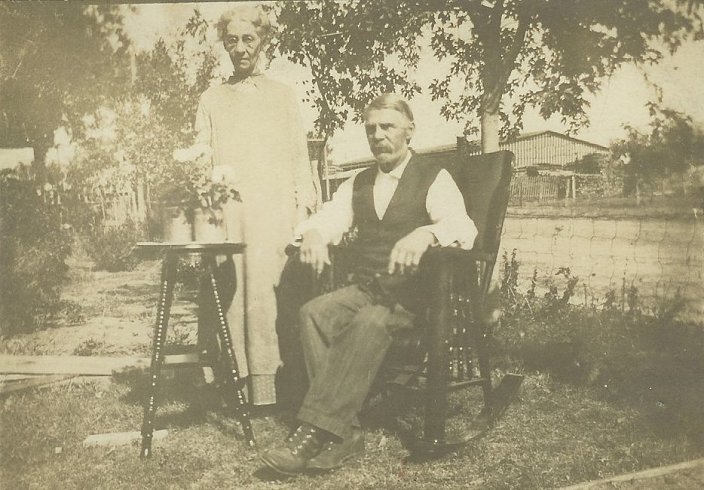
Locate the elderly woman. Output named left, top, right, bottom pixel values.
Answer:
left=195, top=5, right=320, bottom=406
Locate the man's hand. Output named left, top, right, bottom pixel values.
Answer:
left=299, top=229, right=330, bottom=274
left=388, top=229, right=436, bottom=275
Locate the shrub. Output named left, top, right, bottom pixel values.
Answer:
left=60, top=193, right=101, bottom=234
left=494, top=251, right=699, bottom=394
left=0, top=170, right=73, bottom=335
left=83, top=220, right=144, bottom=272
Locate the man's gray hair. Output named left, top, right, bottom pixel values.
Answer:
left=216, top=5, right=272, bottom=41
left=363, top=94, right=414, bottom=122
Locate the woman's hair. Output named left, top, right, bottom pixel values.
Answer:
left=216, top=5, right=272, bottom=41
left=363, top=94, right=415, bottom=122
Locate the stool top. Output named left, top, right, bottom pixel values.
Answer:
left=134, top=242, right=245, bottom=255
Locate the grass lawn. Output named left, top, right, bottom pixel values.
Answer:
left=2, top=250, right=703, bottom=488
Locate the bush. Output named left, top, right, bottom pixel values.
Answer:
left=0, top=170, right=73, bottom=336
left=494, top=251, right=700, bottom=395
left=84, top=220, right=144, bottom=272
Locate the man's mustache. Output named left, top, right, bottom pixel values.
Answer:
left=372, top=145, right=392, bottom=153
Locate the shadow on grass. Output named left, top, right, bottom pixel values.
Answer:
left=359, top=382, right=495, bottom=459
left=111, top=360, right=299, bottom=444
left=114, top=362, right=213, bottom=408
left=252, top=466, right=300, bottom=482
left=499, top=316, right=704, bottom=451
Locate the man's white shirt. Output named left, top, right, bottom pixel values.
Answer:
left=296, top=152, right=477, bottom=249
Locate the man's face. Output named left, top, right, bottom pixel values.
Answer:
left=364, top=108, right=415, bottom=173
left=223, top=20, right=263, bottom=78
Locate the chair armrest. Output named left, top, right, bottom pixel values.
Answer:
left=284, top=243, right=348, bottom=259
left=286, top=243, right=494, bottom=273
left=422, top=247, right=495, bottom=265
left=284, top=243, right=300, bottom=257
left=283, top=243, right=341, bottom=294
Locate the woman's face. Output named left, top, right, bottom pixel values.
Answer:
left=222, top=19, right=263, bottom=78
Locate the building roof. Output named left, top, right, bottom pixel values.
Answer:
left=0, top=147, right=34, bottom=171
left=507, top=130, right=608, bottom=151
left=339, top=130, right=609, bottom=169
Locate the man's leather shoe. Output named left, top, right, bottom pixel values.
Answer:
left=259, top=424, right=324, bottom=475
left=306, top=428, right=364, bottom=471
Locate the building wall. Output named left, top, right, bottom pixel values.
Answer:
left=500, top=133, right=609, bottom=169
left=330, top=132, right=611, bottom=201
left=0, top=147, right=34, bottom=171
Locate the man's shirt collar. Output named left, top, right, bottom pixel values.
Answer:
left=377, top=151, right=413, bottom=180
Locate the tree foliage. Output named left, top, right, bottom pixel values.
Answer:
left=611, top=106, right=704, bottom=193
left=0, top=3, right=131, bottom=171
left=66, top=10, right=220, bottom=206
left=274, top=0, right=427, bottom=139
left=429, top=0, right=703, bottom=148
left=276, top=0, right=703, bottom=152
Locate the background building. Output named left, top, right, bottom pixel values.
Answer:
left=327, top=131, right=611, bottom=203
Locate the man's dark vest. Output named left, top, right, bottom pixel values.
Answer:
left=347, top=155, right=443, bottom=295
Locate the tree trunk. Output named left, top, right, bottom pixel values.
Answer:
left=480, top=110, right=500, bottom=153
left=31, top=142, right=51, bottom=184
left=682, top=173, right=687, bottom=196
left=318, top=135, right=330, bottom=202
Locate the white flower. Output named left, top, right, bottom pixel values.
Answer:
left=212, top=165, right=236, bottom=183
left=82, top=114, right=96, bottom=128
left=173, top=143, right=213, bottom=163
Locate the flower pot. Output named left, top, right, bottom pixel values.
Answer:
left=162, top=206, right=193, bottom=243
left=221, top=199, right=243, bottom=242
left=193, top=207, right=226, bottom=243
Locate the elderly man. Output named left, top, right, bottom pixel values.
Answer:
left=260, top=94, right=477, bottom=474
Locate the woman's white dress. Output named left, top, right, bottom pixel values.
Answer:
left=195, top=74, right=320, bottom=404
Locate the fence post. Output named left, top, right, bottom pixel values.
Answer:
left=519, top=184, right=523, bottom=207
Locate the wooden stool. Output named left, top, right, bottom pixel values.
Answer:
left=134, top=242, right=255, bottom=458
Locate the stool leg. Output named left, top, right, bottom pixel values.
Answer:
left=205, top=255, right=256, bottom=448
left=140, top=254, right=177, bottom=458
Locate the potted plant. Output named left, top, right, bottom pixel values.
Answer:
left=155, top=144, right=241, bottom=243
left=191, top=163, right=242, bottom=243
left=155, top=163, right=198, bottom=243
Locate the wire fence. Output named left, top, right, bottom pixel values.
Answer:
left=39, top=175, right=703, bottom=324
left=510, top=175, right=563, bottom=203
left=497, top=214, right=704, bottom=325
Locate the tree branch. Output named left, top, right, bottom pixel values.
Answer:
left=304, top=49, right=337, bottom=137
left=483, top=1, right=533, bottom=112
left=502, top=4, right=531, bottom=80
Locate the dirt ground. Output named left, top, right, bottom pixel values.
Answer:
left=0, top=253, right=194, bottom=357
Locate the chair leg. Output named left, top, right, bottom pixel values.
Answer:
left=204, top=255, right=256, bottom=448
left=140, top=254, right=177, bottom=458
left=470, top=263, right=494, bottom=418
left=415, top=258, right=452, bottom=455
left=476, top=325, right=493, bottom=414
left=414, top=259, right=494, bottom=456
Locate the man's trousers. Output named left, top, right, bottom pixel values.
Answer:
left=296, top=284, right=415, bottom=440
